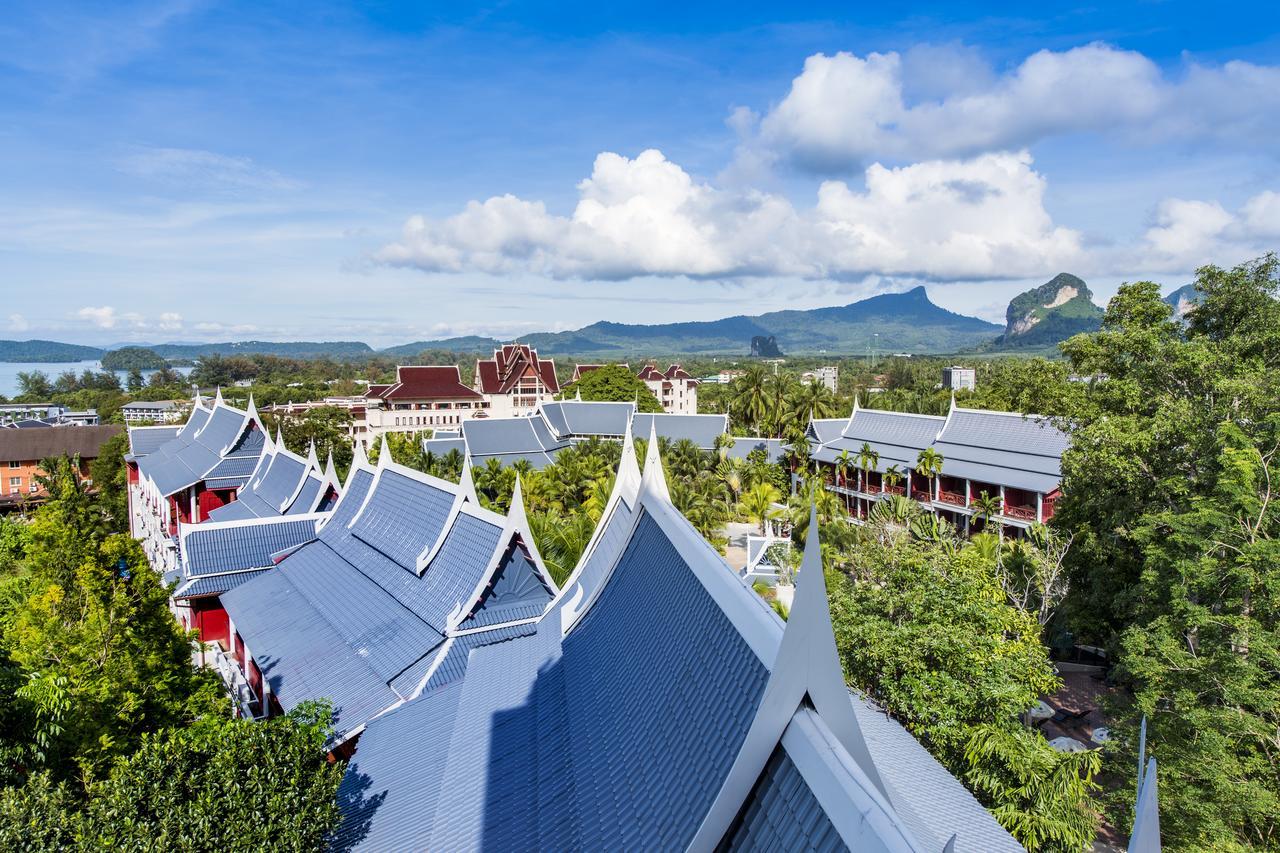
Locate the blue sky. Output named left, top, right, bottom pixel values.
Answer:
left=3, top=1, right=1279, bottom=346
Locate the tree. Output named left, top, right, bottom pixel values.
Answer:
left=88, top=434, right=130, bottom=534
left=963, top=724, right=1101, bottom=852
left=730, top=365, right=771, bottom=434
left=856, top=441, right=879, bottom=492
left=913, top=447, right=943, bottom=497
left=0, top=703, right=344, bottom=852
left=1052, top=256, right=1280, bottom=849
left=125, top=368, right=145, bottom=393
left=971, top=490, right=1002, bottom=533
left=15, top=371, right=52, bottom=400
left=740, top=483, right=782, bottom=535
left=560, top=364, right=662, bottom=413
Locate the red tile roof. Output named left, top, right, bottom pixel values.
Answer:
left=664, top=364, right=695, bottom=381
left=379, top=366, right=482, bottom=401
left=475, top=344, right=559, bottom=395
left=636, top=364, right=664, bottom=381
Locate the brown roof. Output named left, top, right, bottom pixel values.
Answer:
left=636, top=364, right=664, bottom=381
left=380, top=366, right=482, bottom=401
left=0, top=425, right=123, bottom=463
left=475, top=344, right=559, bottom=395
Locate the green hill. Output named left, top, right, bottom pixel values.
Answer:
left=990, top=273, right=1104, bottom=349
left=0, top=339, right=105, bottom=363
left=384, top=286, right=1001, bottom=357
left=149, top=340, right=375, bottom=360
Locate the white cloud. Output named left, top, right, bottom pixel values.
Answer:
left=158, top=311, right=184, bottom=331
left=377, top=148, right=1083, bottom=283
left=118, top=147, right=301, bottom=192
left=193, top=321, right=260, bottom=335
left=7, top=314, right=29, bottom=333
left=1141, top=191, right=1280, bottom=272
left=77, top=305, right=120, bottom=329
left=744, top=45, right=1280, bottom=171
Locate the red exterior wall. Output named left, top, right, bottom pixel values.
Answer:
left=127, top=461, right=139, bottom=485
left=196, top=486, right=234, bottom=521
left=191, top=598, right=229, bottom=648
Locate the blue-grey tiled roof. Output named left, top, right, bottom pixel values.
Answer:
left=419, top=622, right=539, bottom=696
left=252, top=452, right=307, bottom=511
left=183, top=517, right=319, bottom=576
left=724, top=437, right=787, bottom=464
left=173, top=568, right=272, bottom=599
left=284, top=474, right=324, bottom=515
left=631, top=412, right=729, bottom=450
left=933, top=409, right=1067, bottom=493
left=206, top=496, right=268, bottom=522
left=220, top=569, right=399, bottom=735
left=350, top=470, right=454, bottom=571
left=127, top=426, right=181, bottom=458
left=457, top=548, right=551, bottom=629
left=721, top=746, right=844, bottom=852
left=541, top=400, right=635, bottom=438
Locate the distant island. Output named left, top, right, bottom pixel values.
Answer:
left=101, top=346, right=168, bottom=371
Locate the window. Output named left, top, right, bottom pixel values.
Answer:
left=8, top=477, right=20, bottom=494
left=28, top=482, right=37, bottom=493
left=7, top=461, right=17, bottom=469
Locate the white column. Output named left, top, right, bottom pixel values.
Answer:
left=1036, top=491, right=1043, bottom=524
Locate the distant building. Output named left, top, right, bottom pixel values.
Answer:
left=801, top=366, right=838, bottom=392
left=716, top=369, right=745, bottom=385
left=264, top=397, right=368, bottom=442
left=637, top=363, right=699, bottom=414
left=122, top=400, right=184, bottom=425
left=474, top=344, right=560, bottom=417
left=364, top=366, right=490, bottom=441
left=0, top=403, right=99, bottom=427
left=942, top=365, right=976, bottom=391
left=0, top=424, right=122, bottom=507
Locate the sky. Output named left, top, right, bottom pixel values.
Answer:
left=2, top=1, right=1279, bottom=347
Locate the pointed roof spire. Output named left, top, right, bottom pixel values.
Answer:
left=214, top=385, right=224, bottom=406
left=575, top=387, right=582, bottom=401
left=641, top=420, right=669, bottom=501
left=691, top=504, right=893, bottom=847
left=377, top=433, right=392, bottom=468
left=275, top=425, right=284, bottom=449
left=246, top=393, right=260, bottom=420
left=457, top=454, right=478, bottom=504
left=323, top=449, right=337, bottom=483
left=305, top=440, right=320, bottom=472
left=1129, top=758, right=1161, bottom=853
left=351, top=439, right=369, bottom=472
left=617, top=416, right=640, bottom=489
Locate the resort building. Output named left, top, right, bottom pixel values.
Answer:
left=810, top=397, right=1067, bottom=533
left=637, top=362, right=699, bottom=414
left=420, top=400, right=785, bottom=469
left=473, top=343, right=560, bottom=417
left=363, top=365, right=490, bottom=442
left=0, top=424, right=122, bottom=509
left=328, top=427, right=1023, bottom=851
left=121, top=400, right=184, bottom=424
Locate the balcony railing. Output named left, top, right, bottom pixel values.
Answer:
left=911, top=489, right=933, bottom=503
left=1003, top=504, right=1037, bottom=521
left=936, top=490, right=966, bottom=506
left=882, top=484, right=905, bottom=496
left=200, top=642, right=260, bottom=719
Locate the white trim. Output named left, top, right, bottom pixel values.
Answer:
left=406, top=637, right=455, bottom=700
left=448, top=615, right=541, bottom=637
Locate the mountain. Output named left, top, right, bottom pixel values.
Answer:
left=1163, top=284, right=1200, bottom=319
left=0, top=339, right=105, bottom=363
left=386, top=286, right=1001, bottom=357
left=149, top=340, right=375, bottom=360
left=992, top=273, right=1104, bottom=348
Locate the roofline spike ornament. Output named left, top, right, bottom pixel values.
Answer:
left=377, top=434, right=392, bottom=469
left=457, top=454, right=478, bottom=504
left=214, top=385, right=224, bottom=406
left=689, top=502, right=898, bottom=850
left=641, top=420, right=670, bottom=501
left=350, top=439, right=369, bottom=473
left=306, top=439, right=320, bottom=472
left=1129, top=757, right=1162, bottom=853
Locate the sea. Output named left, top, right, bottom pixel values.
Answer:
left=0, top=360, right=194, bottom=399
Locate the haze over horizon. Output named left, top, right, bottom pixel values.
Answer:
left=4, top=1, right=1279, bottom=347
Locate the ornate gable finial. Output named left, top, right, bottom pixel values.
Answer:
left=214, top=385, right=224, bottom=406
left=323, top=449, right=337, bottom=483
left=690, top=504, right=894, bottom=849
left=1129, top=758, right=1161, bottom=852
left=377, top=434, right=392, bottom=469
left=640, top=419, right=669, bottom=501
left=305, top=440, right=320, bottom=472
left=351, top=440, right=368, bottom=471
left=246, top=394, right=259, bottom=420
left=274, top=425, right=284, bottom=448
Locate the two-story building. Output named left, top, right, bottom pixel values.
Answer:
left=0, top=424, right=122, bottom=509
left=362, top=366, right=490, bottom=445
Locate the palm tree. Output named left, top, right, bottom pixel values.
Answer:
left=788, top=379, right=838, bottom=424
left=913, top=447, right=944, bottom=501
left=834, top=448, right=853, bottom=489
left=740, top=482, right=782, bottom=535
left=971, top=490, right=1003, bottom=535
left=883, top=464, right=903, bottom=494
left=855, top=442, right=880, bottom=493
left=731, top=365, right=771, bottom=433
left=717, top=458, right=745, bottom=503
left=869, top=493, right=919, bottom=527
left=528, top=511, right=596, bottom=586
left=713, top=431, right=736, bottom=461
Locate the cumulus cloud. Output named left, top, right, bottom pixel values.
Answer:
left=158, top=311, right=184, bottom=331
left=7, top=314, right=29, bottom=333
left=376, top=148, right=1082, bottom=282
left=744, top=44, right=1280, bottom=171
left=1141, top=191, right=1280, bottom=272
left=77, top=305, right=120, bottom=329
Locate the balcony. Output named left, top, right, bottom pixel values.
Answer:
left=1003, top=504, right=1037, bottom=522
left=936, top=490, right=966, bottom=507
left=882, top=485, right=905, bottom=496
left=199, top=642, right=260, bottom=719
left=911, top=489, right=932, bottom=504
